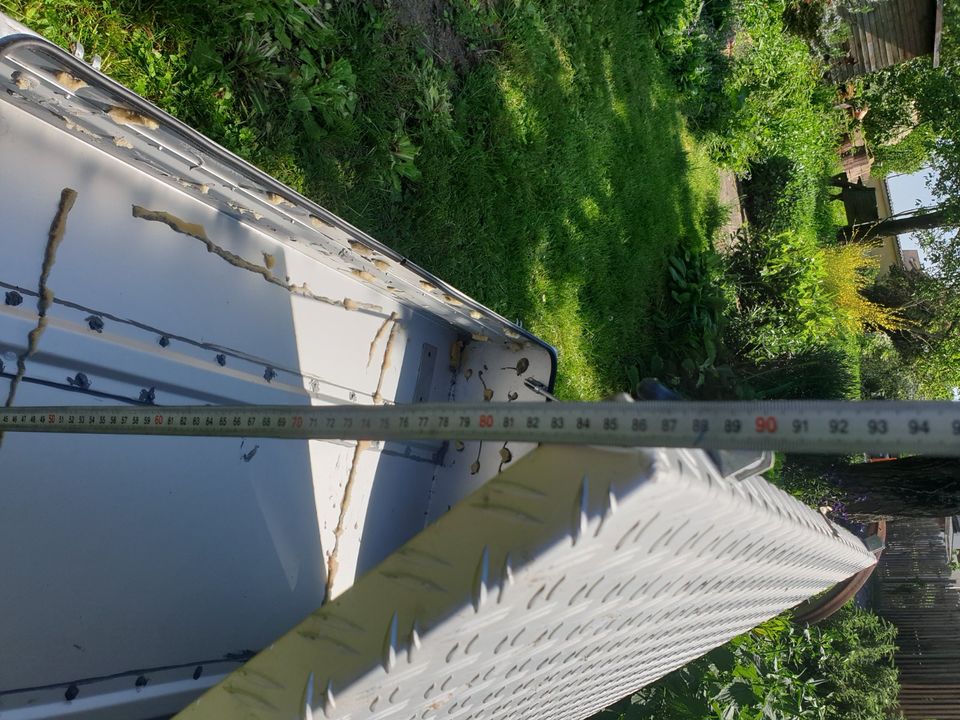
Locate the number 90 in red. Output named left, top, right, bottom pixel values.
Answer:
left=755, top=416, right=777, bottom=433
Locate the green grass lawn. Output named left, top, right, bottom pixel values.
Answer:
left=2, top=0, right=721, bottom=400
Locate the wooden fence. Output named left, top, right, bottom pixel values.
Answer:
left=875, top=517, right=960, bottom=719
left=832, top=0, right=939, bottom=81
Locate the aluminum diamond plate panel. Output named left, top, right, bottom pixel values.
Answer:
left=176, top=444, right=876, bottom=720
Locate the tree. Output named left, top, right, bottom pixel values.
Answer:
left=838, top=206, right=950, bottom=243
left=863, top=266, right=960, bottom=397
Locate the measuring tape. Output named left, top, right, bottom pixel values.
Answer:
left=2, top=400, right=960, bottom=455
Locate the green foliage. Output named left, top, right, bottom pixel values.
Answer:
left=772, top=453, right=850, bottom=506
left=639, top=247, right=730, bottom=394
left=859, top=332, right=918, bottom=399
left=638, top=0, right=702, bottom=35
left=864, top=265, right=960, bottom=398
left=723, top=230, right=843, bottom=358
left=634, top=242, right=860, bottom=401
left=739, top=346, right=860, bottom=400
left=685, top=0, right=842, bottom=175
left=870, top=124, right=936, bottom=178
left=741, top=155, right=805, bottom=232
left=859, top=4, right=960, bottom=228
left=606, top=605, right=901, bottom=720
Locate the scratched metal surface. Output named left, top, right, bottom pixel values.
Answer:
left=0, top=29, right=553, bottom=720
left=174, top=444, right=877, bottom=720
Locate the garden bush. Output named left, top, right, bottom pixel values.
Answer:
left=602, top=604, right=901, bottom=720
left=722, top=229, right=842, bottom=358
left=821, top=245, right=905, bottom=333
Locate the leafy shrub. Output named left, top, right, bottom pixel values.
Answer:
left=860, top=62, right=923, bottom=146
left=859, top=332, right=918, bottom=399
left=870, top=123, right=936, bottom=177
left=635, top=241, right=860, bottom=401
left=603, top=604, right=901, bottom=720
left=639, top=0, right=704, bottom=35
left=638, top=247, right=730, bottom=394
left=741, top=155, right=803, bottom=232
left=821, top=245, right=905, bottom=332
left=723, top=229, right=842, bottom=358
left=190, top=1, right=358, bottom=142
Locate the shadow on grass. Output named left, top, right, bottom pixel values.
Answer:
left=379, top=2, right=721, bottom=398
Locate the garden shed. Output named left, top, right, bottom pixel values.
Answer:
left=832, top=0, right=943, bottom=80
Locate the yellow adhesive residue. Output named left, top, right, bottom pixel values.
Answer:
left=348, top=240, right=375, bottom=258
left=323, top=440, right=371, bottom=603
left=108, top=106, right=160, bottom=130
left=442, top=293, right=463, bottom=306
left=351, top=268, right=376, bottom=282
left=132, top=206, right=381, bottom=313
left=368, top=312, right=400, bottom=367
left=112, top=136, right=134, bottom=149
left=262, top=253, right=276, bottom=270
left=471, top=333, right=489, bottom=343
left=179, top=179, right=210, bottom=194
left=12, top=71, right=36, bottom=90
left=266, top=192, right=291, bottom=206
left=372, top=320, right=401, bottom=404
left=469, top=309, right=483, bottom=320
left=449, top=339, right=464, bottom=371
left=54, top=71, right=87, bottom=93
left=64, top=119, right=99, bottom=139
left=419, top=280, right=436, bottom=292
left=372, top=259, right=390, bottom=271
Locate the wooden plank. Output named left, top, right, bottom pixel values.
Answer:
left=850, top=11, right=871, bottom=76
left=861, top=8, right=883, bottom=71
left=876, top=3, right=896, bottom=67
left=897, top=0, right=924, bottom=56
left=881, top=0, right=905, bottom=64
left=934, top=0, right=944, bottom=65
